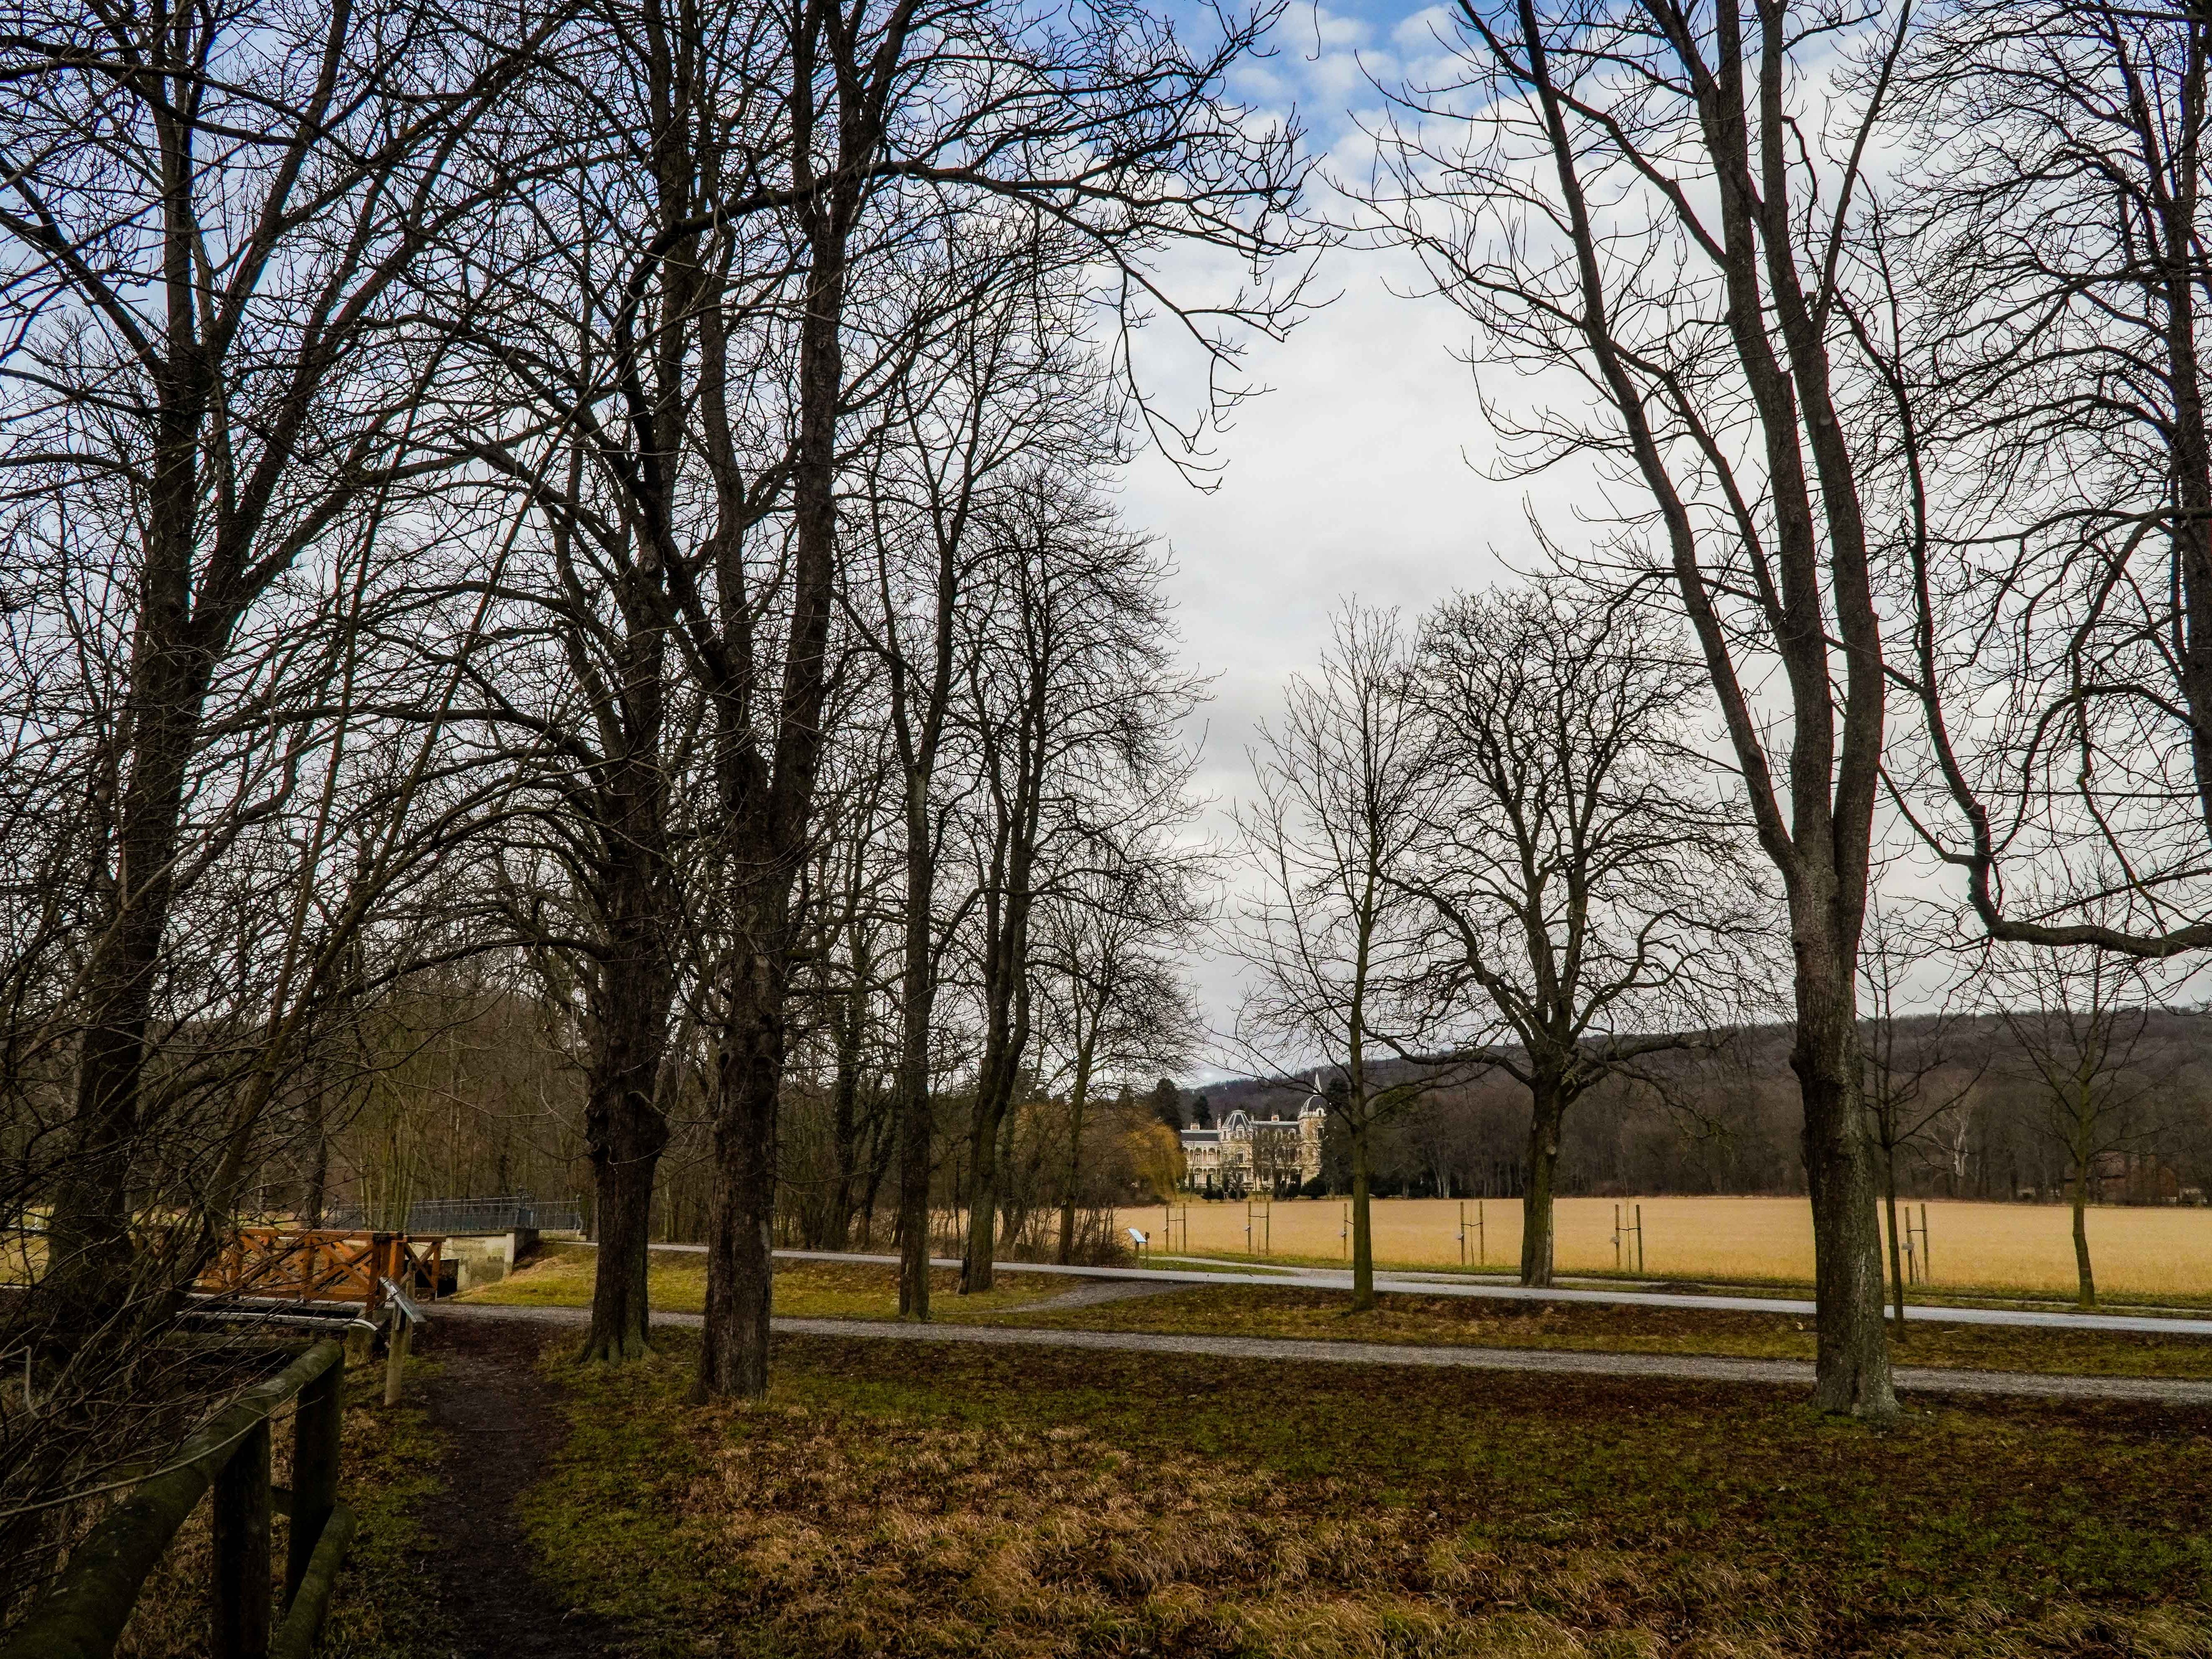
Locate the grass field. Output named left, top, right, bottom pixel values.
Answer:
left=458, top=1244, right=1068, bottom=1322
left=1024, top=1284, right=2212, bottom=1377
left=1121, top=1195, right=2212, bottom=1299
left=518, top=1328, right=2212, bottom=1657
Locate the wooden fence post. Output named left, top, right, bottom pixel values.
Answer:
left=212, top=1417, right=271, bottom=1659
left=0, top=1340, right=345, bottom=1659
left=287, top=1362, right=341, bottom=1606
left=382, top=1311, right=411, bottom=1408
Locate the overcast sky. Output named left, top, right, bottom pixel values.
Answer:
left=1124, top=1, right=2211, bottom=1068
left=1120, top=0, right=1574, bottom=1048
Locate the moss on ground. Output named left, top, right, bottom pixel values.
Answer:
left=517, top=1327, right=2212, bottom=1658
left=316, top=1352, right=454, bottom=1659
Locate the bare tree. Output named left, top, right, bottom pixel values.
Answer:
left=1231, top=604, right=1447, bottom=1311
left=2, top=0, right=558, bottom=1330
left=1888, top=1, right=2212, bottom=962
left=847, top=253, right=1111, bottom=1320
left=1406, top=584, right=1779, bottom=1287
left=1985, top=919, right=2170, bottom=1307
left=1370, top=0, right=1913, bottom=1414
left=955, top=480, right=1203, bottom=1293
left=436, top=0, right=797, bottom=1362
left=682, top=0, right=1308, bottom=1399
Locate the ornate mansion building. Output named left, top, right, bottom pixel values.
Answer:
left=1179, top=1092, right=1326, bottom=1196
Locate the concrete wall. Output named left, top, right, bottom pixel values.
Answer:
left=441, top=1228, right=538, bottom=1292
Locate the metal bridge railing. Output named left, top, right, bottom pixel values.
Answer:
left=327, top=1195, right=583, bottom=1236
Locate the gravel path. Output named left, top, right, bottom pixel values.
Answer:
left=438, top=1300, right=2212, bottom=1406
left=1005, top=1280, right=1185, bottom=1313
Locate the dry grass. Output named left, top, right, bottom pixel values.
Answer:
left=459, top=1245, right=1066, bottom=1321
left=1018, top=1284, right=2212, bottom=1378
left=524, top=1329, right=2212, bottom=1658
left=1123, top=1196, right=2212, bottom=1299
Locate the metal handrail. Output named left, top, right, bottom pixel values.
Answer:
left=331, top=1196, right=583, bottom=1235
left=376, top=1277, right=428, bottom=1407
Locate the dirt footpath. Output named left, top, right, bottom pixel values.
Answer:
left=414, top=1317, right=623, bottom=1659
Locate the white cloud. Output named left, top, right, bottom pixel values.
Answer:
left=1110, top=0, right=1623, bottom=1043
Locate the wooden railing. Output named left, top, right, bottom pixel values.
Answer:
left=196, top=1228, right=444, bottom=1315
left=0, top=1339, right=355, bottom=1659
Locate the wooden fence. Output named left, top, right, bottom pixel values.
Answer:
left=0, top=1338, right=354, bottom=1659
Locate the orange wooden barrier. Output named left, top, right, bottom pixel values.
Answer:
left=196, top=1227, right=445, bottom=1313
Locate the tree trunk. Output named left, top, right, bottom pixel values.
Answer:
left=2156, top=186, right=2212, bottom=830
left=1792, top=954, right=1896, bottom=1418
left=44, top=637, right=211, bottom=1318
left=818, top=958, right=868, bottom=1252
left=1519, top=1089, right=1563, bottom=1289
left=893, top=765, right=940, bottom=1318
left=960, top=879, right=1034, bottom=1294
left=697, top=954, right=785, bottom=1399
left=302, top=1082, right=329, bottom=1231
left=961, top=1091, right=1004, bottom=1294
left=2069, top=1152, right=2097, bottom=1309
left=1349, top=1119, right=1375, bottom=1311
left=1883, top=1141, right=1908, bottom=1340
left=578, top=739, right=674, bottom=1362
left=1056, top=1048, right=1093, bottom=1265
left=693, top=148, right=852, bottom=1398
left=581, top=1143, right=659, bottom=1362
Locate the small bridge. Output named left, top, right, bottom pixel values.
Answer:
left=195, top=1226, right=449, bottom=1316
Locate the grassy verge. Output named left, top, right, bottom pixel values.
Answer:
left=1018, top=1284, right=2212, bottom=1379
left=466, top=1248, right=2212, bottom=1379
left=317, top=1351, right=453, bottom=1659
left=521, top=1326, right=2212, bottom=1658
left=1161, top=1248, right=2212, bottom=1312
left=113, top=1348, right=450, bottom=1659
left=460, top=1245, right=1068, bottom=1321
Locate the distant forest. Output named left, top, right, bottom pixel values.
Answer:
left=283, top=986, right=2212, bottom=1245
left=1173, top=1012, right=2212, bottom=1206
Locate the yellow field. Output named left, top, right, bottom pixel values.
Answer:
left=1117, top=1195, right=2212, bottom=1299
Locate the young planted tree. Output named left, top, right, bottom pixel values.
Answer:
left=1407, top=586, right=1776, bottom=1288
left=1986, top=931, right=2167, bottom=1308
left=1232, top=605, right=1445, bottom=1311
left=1373, top=0, right=1915, bottom=1414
